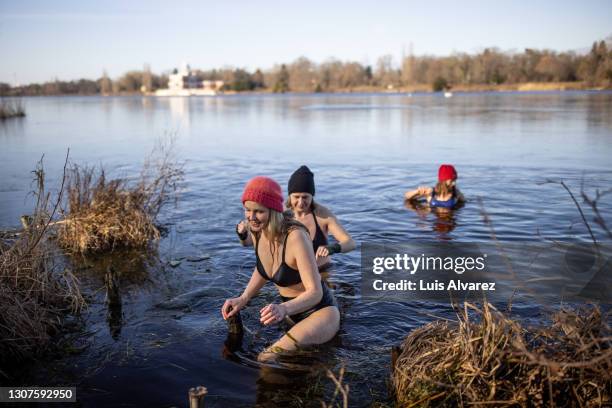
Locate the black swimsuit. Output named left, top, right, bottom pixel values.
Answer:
left=254, top=231, right=337, bottom=323
left=311, top=212, right=328, bottom=252
left=255, top=232, right=302, bottom=286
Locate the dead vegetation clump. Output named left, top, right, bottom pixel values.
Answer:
left=0, top=160, right=84, bottom=369
left=57, top=141, right=183, bottom=255
left=392, top=302, right=611, bottom=407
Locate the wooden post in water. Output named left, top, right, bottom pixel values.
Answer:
left=188, top=386, right=208, bottom=408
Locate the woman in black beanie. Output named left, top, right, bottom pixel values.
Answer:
left=285, top=165, right=355, bottom=269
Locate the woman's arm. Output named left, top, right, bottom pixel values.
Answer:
left=222, top=266, right=266, bottom=319
left=326, top=216, right=355, bottom=253
left=316, top=206, right=356, bottom=256
left=404, top=186, right=432, bottom=201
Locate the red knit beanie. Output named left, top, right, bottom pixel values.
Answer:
left=438, top=164, right=458, bottom=182
left=241, top=176, right=284, bottom=213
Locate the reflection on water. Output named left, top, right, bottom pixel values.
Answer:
left=1, top=92, right=611, bottom=406
left=104, top=266, right=123, bottom=340
left=404, top=199, right=461, bottom=237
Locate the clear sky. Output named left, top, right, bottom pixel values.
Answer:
left=1, top=0, right=610, bottom=85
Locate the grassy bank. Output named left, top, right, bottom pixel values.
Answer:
left=392, top=302, right=611, bottom=407
left=0, top=159, right=84, bottom=372
left=0, top=141, right=183, bottom=375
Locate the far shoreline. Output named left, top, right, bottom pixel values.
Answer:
left=5, top=82, right=612, bottom=98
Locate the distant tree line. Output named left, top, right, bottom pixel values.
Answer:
left=1, top=39, right=611, bottom=96
left=0, top=69, right=168, bottom=96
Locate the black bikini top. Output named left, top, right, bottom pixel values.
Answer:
left=255, top=232, right=302, bottom=287
left=311, top=212, right=328, bottom=252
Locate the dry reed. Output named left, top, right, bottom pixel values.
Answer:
left=57, top=139, right=183, bottom=254
left=0, top=157, right=84, bottom=368
left=392, top=302, right=611, bottom=407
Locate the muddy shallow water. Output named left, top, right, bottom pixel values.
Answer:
left=1, top=92, right=611, bottom=406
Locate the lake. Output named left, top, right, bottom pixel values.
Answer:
left=1, top=92, right=611, bottom=406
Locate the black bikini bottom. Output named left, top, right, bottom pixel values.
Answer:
left=281, top=283, right=337, bottom=324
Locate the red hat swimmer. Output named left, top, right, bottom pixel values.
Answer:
left=438, top=164, right=458, bottom=182
left=241, top=176, right=284, bottom=212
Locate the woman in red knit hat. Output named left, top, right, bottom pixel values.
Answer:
left=404, top=164, right=465, bottom=208
left=222, top=176, right=340, bottom=361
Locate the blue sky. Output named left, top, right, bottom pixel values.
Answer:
left=1, top=0, right=611, bottom=85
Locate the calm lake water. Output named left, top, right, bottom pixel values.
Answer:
left=1, top=92, right=611, bottom=406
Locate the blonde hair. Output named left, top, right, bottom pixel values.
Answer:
left=434, top=180, right=455, bottom=198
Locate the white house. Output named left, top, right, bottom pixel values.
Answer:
left=156, top=63, right=224, bottom=96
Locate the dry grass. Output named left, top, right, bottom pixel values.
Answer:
left=324, top=365, right=350, bottom=408
left=0, top=139, right=182, bottom=371
left=392, top=302, right=611, bottom=407
left=57, top=140, right=183, bottom=255
left=0, top=157, right=84, bottom=368
left=0, top=98, right=25, bottom=120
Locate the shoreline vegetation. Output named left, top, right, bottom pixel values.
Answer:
left=58, top=141, right=183, bottom=255
left=1, top=39, right=611, bottom=97
left=393, top=302, right=611, bottom=407
left=0, top=142, right=183, bottom=375
left=0, top=157, right=85, bottom=370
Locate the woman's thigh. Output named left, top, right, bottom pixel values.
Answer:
left=275, top=306, right=340, bottom=351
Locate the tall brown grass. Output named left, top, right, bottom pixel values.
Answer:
left=0, top=157, right=84, bottom=370
left=392, top=302, right=611, bottom=407
left=57, top=140, right=184, bottom=255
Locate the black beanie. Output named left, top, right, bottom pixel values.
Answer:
left=288, top=165, right=315, bottom=196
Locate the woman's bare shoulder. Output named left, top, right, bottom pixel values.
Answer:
left=314, top=203, right=335, bottom=219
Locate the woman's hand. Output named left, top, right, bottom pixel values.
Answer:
left=417, top=186, right=430, bottom=196
left=236, top=220, right=249, bottom=241
left=315, top=245, right=330, bottom=258
left=222, top=296, right=247, bottom=320
left=260, top=303, right=287, bottom=326
left=237, top=220, right=248, bottom=235
left=316, top=243, right=341, bottom=258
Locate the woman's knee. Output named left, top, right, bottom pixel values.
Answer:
left=258, top=307, right=340, bottom=362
